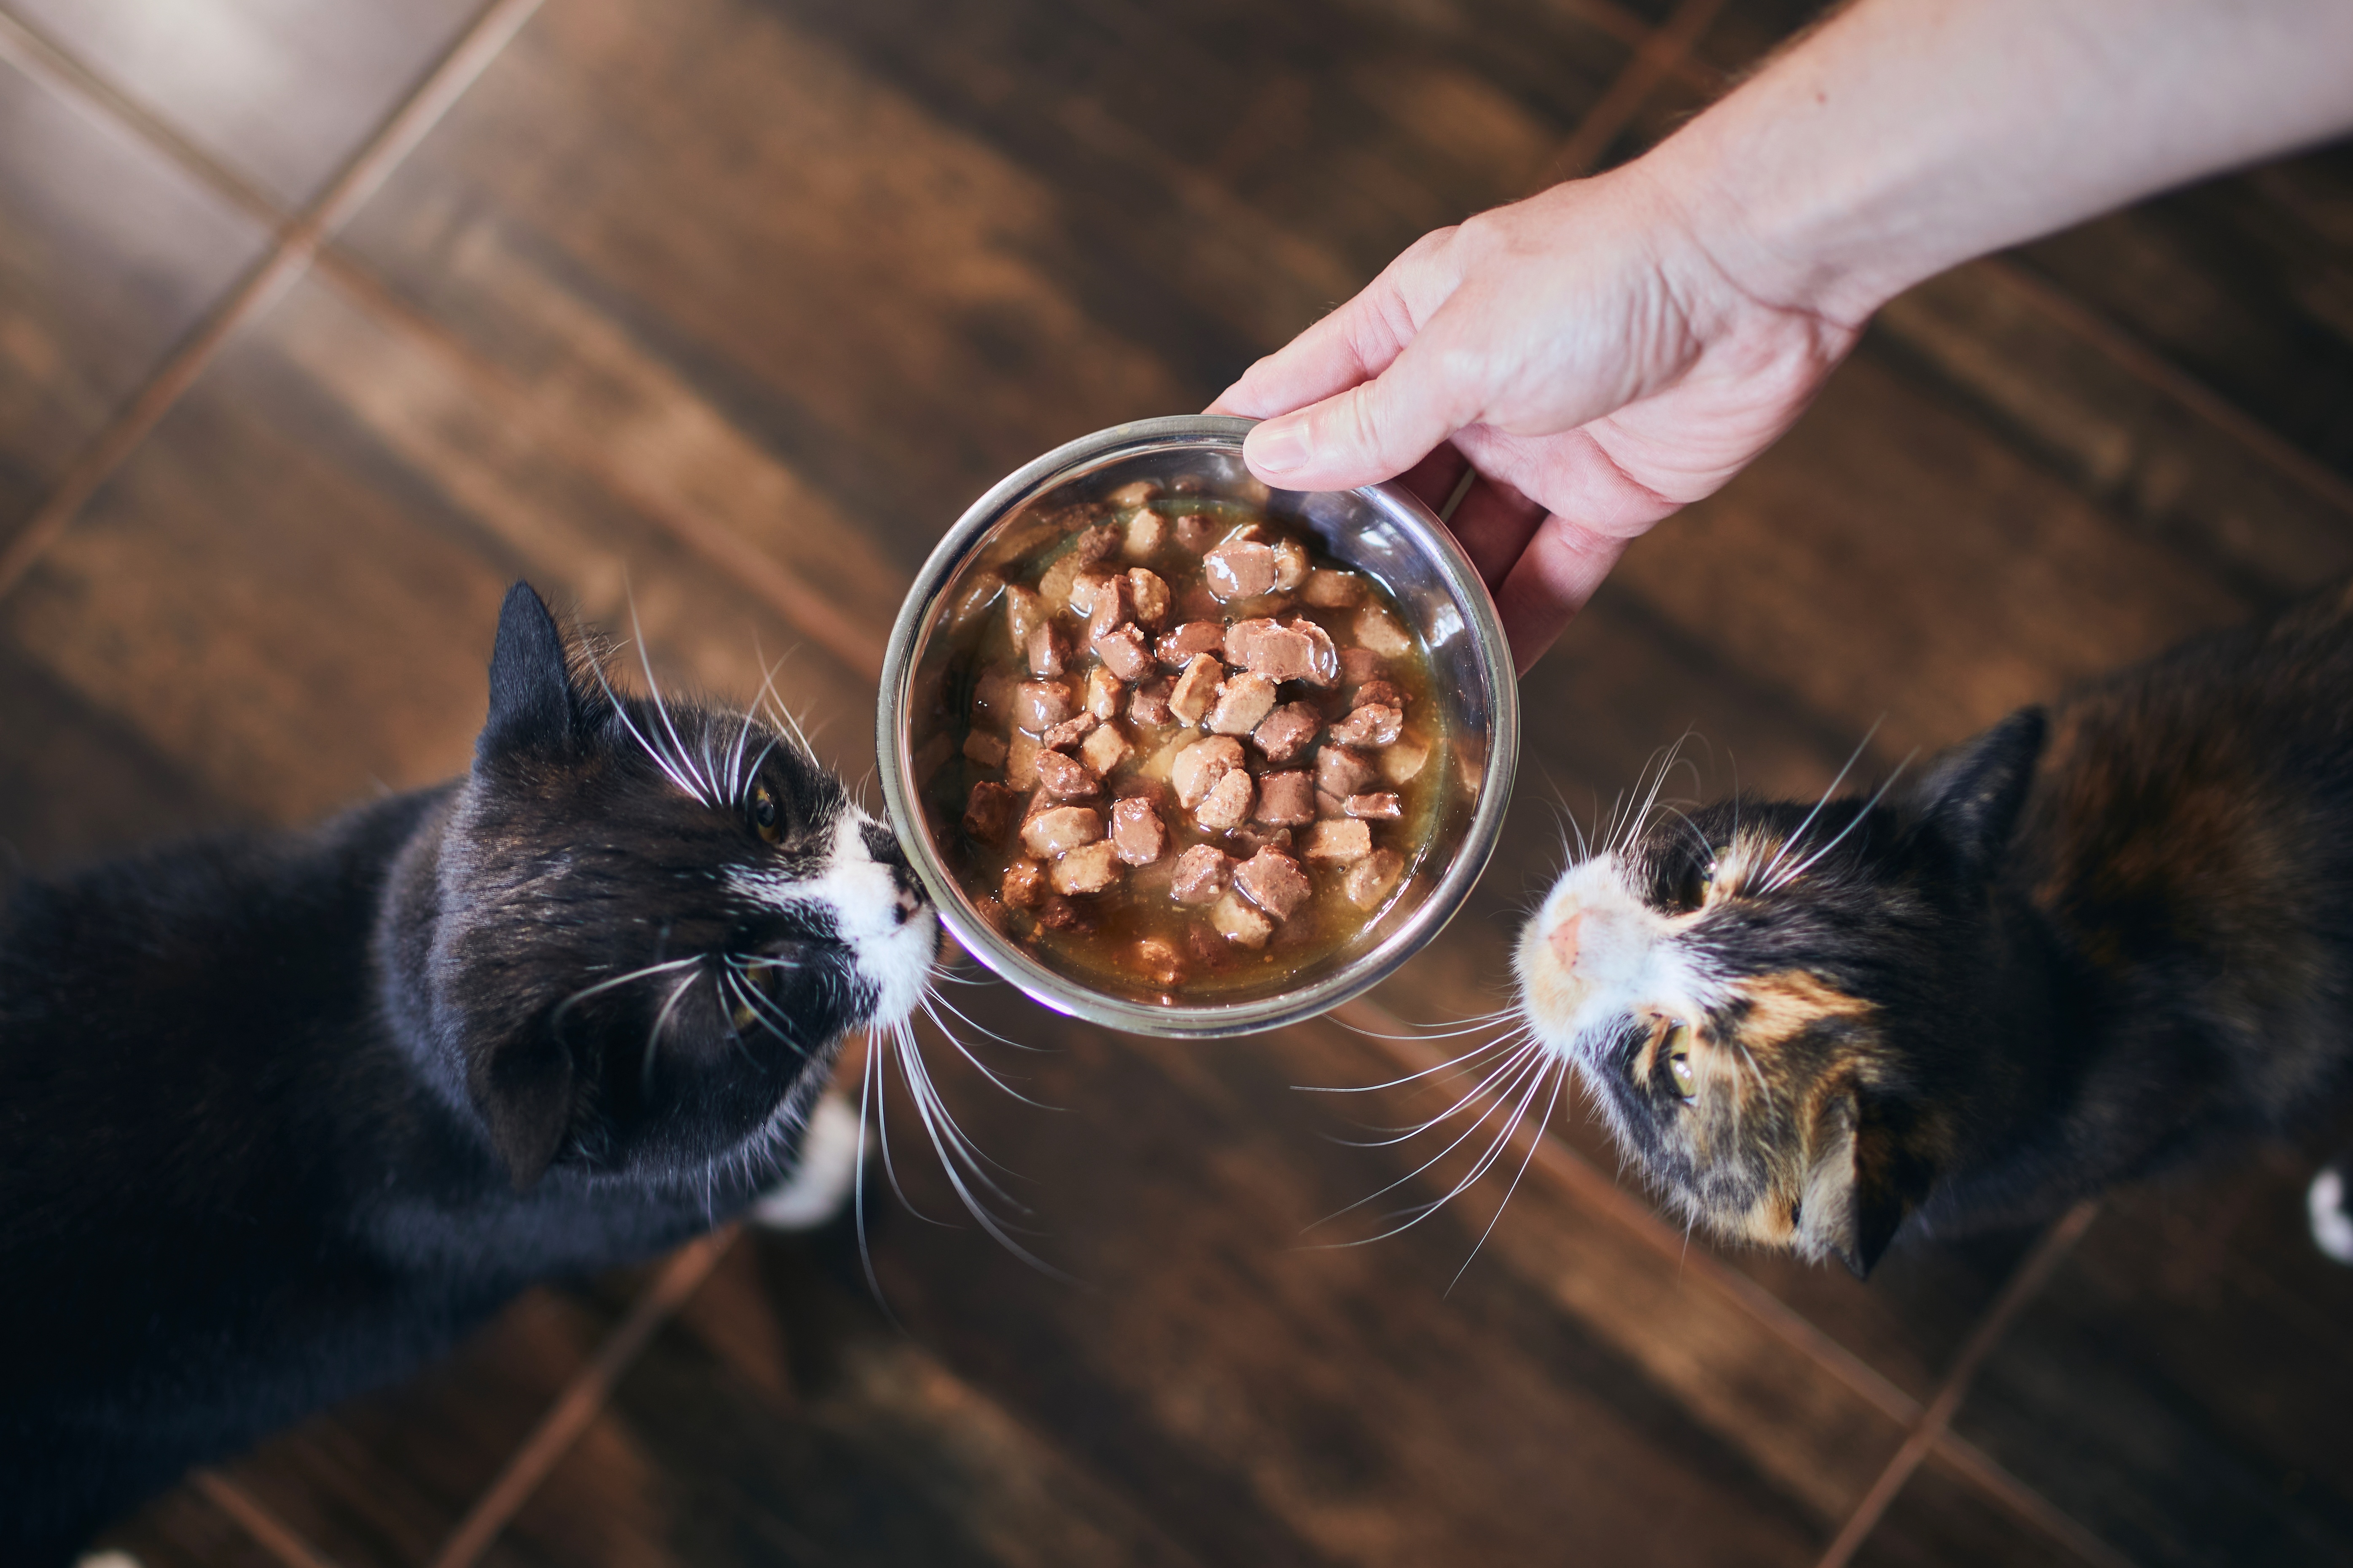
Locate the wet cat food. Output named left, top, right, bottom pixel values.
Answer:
left=916, top=484, right=1446, bottom=1003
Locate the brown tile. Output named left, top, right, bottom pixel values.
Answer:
left=1949, top=1136, right=2353, bottom=1568
left=1847, top=1451, right=2107, bottom=1568
left=478, top=1238, right=1211, bottom=1568
left=0, top=48, right=268, bottom=533
left=3, top=0, right=483, bottom=208
left=0, top=270, right=882, bottom=829
left=2014, top=146, right=2353, bottom=486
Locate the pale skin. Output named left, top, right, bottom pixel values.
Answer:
left=1209, top=0, right=2353, bottom=672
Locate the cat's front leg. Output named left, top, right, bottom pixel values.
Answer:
left=2310, top=1156, right=2353, bottom=1266
left=749, top=1091, right=865, bottom=1232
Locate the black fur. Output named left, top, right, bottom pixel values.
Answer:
left=0, top=584, right=929, bottom=1562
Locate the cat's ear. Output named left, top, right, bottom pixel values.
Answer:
left=480, top=581, right=580, bottom=760
left=1912, top=707, right=2046, bottom=872
left=1797, top=1090, right=1937, bottom=1279
left=467, top=1029, right=576, bottom=1191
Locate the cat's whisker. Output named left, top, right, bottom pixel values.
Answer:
left=1302, top=1038, right=1552, bottom=1232
left=1446, top=1057, right=1572, bottom=1294
left=641, top=969, right=699, bottom=1096
left=1297, top=1019, right=1529, bottom=1094
left=577, top=639, right=707, bottom=805
left=747, top=637, right=820, bottom=764
left=915, top=995, right=1058, bottom=1108
left=620, top=586, right=719, bottom=808
left=1313, top=1036, right=1538, bottom=1147
left=550, top=953, right=707, bottom=1039
left=1759, top=719, right=1883, bottom=886
left=1334, top=1048, right=1560, bottom=1247
left=1766, top=749, right=1919, bottom=891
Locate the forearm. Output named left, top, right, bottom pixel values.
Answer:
left=1659, top=0, right=2353, bottom=322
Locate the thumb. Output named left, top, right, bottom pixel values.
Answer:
left=1241, top=324, right=1477, bottom=492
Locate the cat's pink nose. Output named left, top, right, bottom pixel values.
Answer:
left=1549, top=910, right=1587, bottom=973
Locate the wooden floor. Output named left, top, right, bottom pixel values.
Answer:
left=5, top=0, right=2353, bottom=1563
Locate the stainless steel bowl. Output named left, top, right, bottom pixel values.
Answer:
left=878, top=415, right=1519, bottom=1038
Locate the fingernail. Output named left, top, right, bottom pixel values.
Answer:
left=1247, top=418, right=1310, bottom=475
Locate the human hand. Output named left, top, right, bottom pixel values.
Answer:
left=1210, top=162, right=1862, bottom=673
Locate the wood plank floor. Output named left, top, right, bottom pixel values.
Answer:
left=3, top=0, right=2351, bottom=1563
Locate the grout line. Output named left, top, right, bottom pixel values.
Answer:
left=188, top=1470, right=344, bottom=1568
left=1537, top=0, right=1729, bottom=186
left=0, top=0, right=543, bottom=606
left=425, top=1227, right=738, bottom=1568
left=1931, top=1432, right=2140, bottom=1568
left=1327, top=997, right=1924, bottom=1430
left=1812, top=1201, right=2100, bottom=1568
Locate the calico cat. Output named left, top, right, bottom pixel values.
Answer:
left=1515, top=581, right=2353, bottom=1277
left=0, top=583, right=938, bottom=1564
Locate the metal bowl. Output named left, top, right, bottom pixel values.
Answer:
left=878, top=415, right=1519, bottom=1038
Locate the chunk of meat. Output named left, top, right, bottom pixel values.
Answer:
left=1223, top=618, right=1315, bottom=682
left=1284, top=617, right=1340, bottom=686
left=962, top=730, right=1008, bottom=768
left=1073, top=524, right=1121, bottom=565
left=1304, top=819, right=1373, bottom=863
left=1127, top=569, right=1171, bottom=629
left=1095, top=624, right=1156, bottom=682
left=1066, top=569, right=1110, bottom=618
left=1315, top=789, right=1347, bottom=819
left=1007, top=732, right=1042, bottom=789
left=963, top=781, right=1021, bottom=843
left=1000, top=859, right=1047, bottom=908
left=1038, top=552, right=1084, bottom=613
left=1014, top=680, right=1074, bottom=733
left=1222, top=824, right=1295, bottom=855
left=1157, top=620, right=1225, bottom=668
left=1112, top=774, right=1169, bottom=805
left=1204, top=540, right=1279, bottom=599
left=1354, top=678, right=1409, bottom=712
left=1381, top=730, right=1432, bottom=784
left=1345, top=848, right=1406, bottom=910
left=1194, top=767, right=1255, bottom=831
left=1171, top=511, right=1217, bottom=553
left=1035, top=749, right=1100, bottom=800
left=1079, top=719, right=1131, bottom=775
left=1234, top=848, right=1312, bottom=920
left=1128, top=677, right=1174, bottom=727
left=1345, top=792, right=1402, bottom=820
left=1134, top=937, right=1186, bottom=987
left=1210, top=890, right=1274, bottom=949
left=1171, top=735, right=1245, bottom=808
left=1034, top=894, right=1089, bottom=932
left=1251, top=702, right=1322, bottom=764
left=1302, top=569, right=1363, bottom=607
left=1020, top=805, right=1105, bottom=858
left=1107, top=480, right=1156, bottom=508
left=1122, top=508, right=1167, bottom=560
left=1207, top=673, right=1279, bottom=736
left=1004, top=583, right=1047, bottom=647
left=1254, top=769, right=1315, bottom=827
left=1087, top=574, right=1136, bottom=643
left=1168, top=654, right=1223, bottom=725
left=1272, top=536, right=1311, bottom=591
left=1038, top=713, right=1097, bottom=751
left=1026, top=622, right=1067, bottom=678
left=1317, top=746, right=1378, bottom=797
left=942, top=570, right=1004, bottom=634
left=1328, top=702, right=1404, bottom=748
left=1111, top=796, right=1167, bottom=865
left=1353, top=605, right=1414, bottom=658
left=972, top=666, right=1016, bottom=723
left=1049, top=840, right=1123, bottom=896
left=1170, top=844, right=1233, bottom=905
left=1085, top=666, right=1124, bottom=721
left=1339, top=647, right=1385, bottom=686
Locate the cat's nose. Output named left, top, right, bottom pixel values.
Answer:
left=861, top=821, right=928, bottom=921
left=1550, top=910, right=1588, bottom=972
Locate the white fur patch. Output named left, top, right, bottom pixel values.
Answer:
left=750, top=1091, right=863, bottom=1230
left=2309, top=1166, right=2353, bottom=1265
left=726, top=809, right=936, bottom=1031
left=1514, top=853, right=1727, bottom=1066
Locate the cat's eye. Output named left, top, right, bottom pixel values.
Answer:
left=1668, top=1050, right=1697, bottom=1101
left=750, top=784, right=784, bottom=845
left=1669, top=850, right=1721, bottom=913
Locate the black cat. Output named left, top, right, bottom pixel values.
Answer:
left=0, top=584, right=938, bottom=1563
left=1515, top=582, right=2353, bottom=1275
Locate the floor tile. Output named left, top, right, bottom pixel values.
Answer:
left=1847, top=1451, right=2104, bottom=1568
left=0, top=48, right=268, bottom=533
left=3, top=0, right=482, bottom=208
left=1950, top=1137, right=2353, bottom=1567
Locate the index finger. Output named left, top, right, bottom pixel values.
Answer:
left=1207, top=227, right=1459, bottom=420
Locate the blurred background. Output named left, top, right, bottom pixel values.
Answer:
left=4, top=0, right=2352, bottom=1563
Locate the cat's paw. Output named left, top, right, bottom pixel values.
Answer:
left=2309, top=1161, right=2353, bottom=1266
left=748, top=1092, right=863, bottom=1232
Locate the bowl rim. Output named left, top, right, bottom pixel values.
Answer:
left=877, top=414, right=1519, bottom=1038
